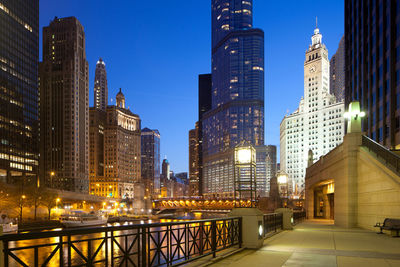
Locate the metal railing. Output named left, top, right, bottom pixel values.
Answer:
left=293, top=211, right=306, bottom=225
left=362, top=135, right=400, bottom=175
left=0, top=217, right=242, bottom=267
left=263, top=213, right=283, bottom=236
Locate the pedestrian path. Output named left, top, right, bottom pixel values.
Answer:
left=206, top=219, right=400, bottom=267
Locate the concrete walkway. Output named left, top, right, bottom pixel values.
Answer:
left=207, top=220, right=400, bottom=267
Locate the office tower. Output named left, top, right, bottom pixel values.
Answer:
left=280, top=25, right=345, bottom=196
left=0, top=0, right=39, bottom=185
left=40, top=17, right=89, bottom=192
left=189, top=124, right=200, bottom=196
left=94, top=58, right=108, bottom=111
left=141, top=127, right=161, bottom=197
left=345, top=0, right=400, bottom=148
left=197, top=74, right=212, bottom=196
left=255, top=145, right=276, bottom=197
left=160, top=158, right=170, bottom=197
left=330, top=36, right=345, bottom=102
left=202, top=0, right=264, bottom=198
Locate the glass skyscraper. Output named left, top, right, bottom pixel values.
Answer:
left=141, top=128, right=161, bottom=197
left=202, top=0, right=264, bottom=197
left=0, top=0, right=39, bottom=185
left=345, top=0, right=400, bottom=148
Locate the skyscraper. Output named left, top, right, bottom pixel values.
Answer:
left=189, top=124, right=200, bottom=196
left=0, top=0, right=39, bottom=185
left=345, top=0, right=400, bottom=148
left=330, top=36, right=345, bottom=102
left=94, top=58, right=108, bottom=111
left=141, top=127, right=161, bottom=197
left=280, top=25, right=345, bottom=196
left=202, top=0, right=264, bottom=198
left=40, top=17, right=89, bottom=192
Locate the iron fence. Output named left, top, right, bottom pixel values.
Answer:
left=263, top=213, right=283, bottom=236
left=293, top=211, right=306, bottom=225
left=0, top=217, right=242, bottom=267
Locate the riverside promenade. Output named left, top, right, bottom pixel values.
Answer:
left=188, top=220, right=400, bottom=267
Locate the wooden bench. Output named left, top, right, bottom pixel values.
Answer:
left=374, top=218, right=400, bottom=237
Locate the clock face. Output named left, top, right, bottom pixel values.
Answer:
left=309, top=65, right=316, bottom=73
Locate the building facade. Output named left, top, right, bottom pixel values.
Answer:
left=202, top=0, right=265, bottom=198
left=0, top=0, right=39, bottom=185
left=40, top=17, right=89, bottom=192
left=94, top=58, right=108, bottom=111
left=330, top=36, right=345, bottom=102
left=89, top=107, right=106, bottom=183
left=345, top=0, right=400, bottom=148
left=280, top=26, right=345, bottom=196
left=141, top=127, right=161, bottom=197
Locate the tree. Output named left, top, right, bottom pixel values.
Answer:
left=25, top=185, right=43, bottom=220
left=40, top=190, right=58, bottom=220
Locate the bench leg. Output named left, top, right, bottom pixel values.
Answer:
left=377, top=227, right=384, bottom=234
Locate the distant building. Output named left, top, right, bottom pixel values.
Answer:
left=345, top=0, right=400, bottom=148
left=0, top=0, right=39, bottom=185
left=160, top=158, right=170, bottom=197
left=89, top=108, right=106, bottom=182
left=94, top=58, right=108, bottom=111
left=189, top=124, right=200, bottom=196
left=40, top=17, right=89, bottom=192
left=280, top=25, right=345, bottom=196
left=90, top=89, right=141, bottom=198
left=330, top=36, right=345, bottom=102
left=141, top=128, right=161, bottom=197
left=255, top=145, right=277, bottom=197
left=202, top=0, right=265, bottom=198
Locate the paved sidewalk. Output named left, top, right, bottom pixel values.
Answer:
left=206, top=220, right=400, bottom=267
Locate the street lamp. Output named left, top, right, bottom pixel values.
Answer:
left=276, top=171, right=289, bottom=206
left=234, top=141, right=257, bottom=208
left=50, top=171, right=55, bottom=188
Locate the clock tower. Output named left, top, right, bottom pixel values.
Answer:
left=304, top=26, right=331, bottom=113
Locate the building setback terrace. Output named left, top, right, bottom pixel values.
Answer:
left=191, top=220, right=400, bottom=267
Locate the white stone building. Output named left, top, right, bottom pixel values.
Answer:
left=280, top=26, right=345, bottom=197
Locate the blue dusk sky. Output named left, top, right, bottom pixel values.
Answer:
left=39, top=0, right=344, bottom=173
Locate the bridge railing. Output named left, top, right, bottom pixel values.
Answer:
left=293, top=211, right=306, bottom=225
left=0, top=217, right=242, bottom=267
left=263, top=213, right=283, bottom=236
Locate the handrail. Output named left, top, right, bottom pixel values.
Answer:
left=361, top=135, right=400, bottom=174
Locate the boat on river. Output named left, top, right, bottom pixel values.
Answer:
left=0, top=222, right=18, bottom=233
left=60, top=211, right=107, bottom=228
left=0, top=214, right=18, bottom=233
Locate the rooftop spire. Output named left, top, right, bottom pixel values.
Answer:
left=316, top=16, right=318, bottom=29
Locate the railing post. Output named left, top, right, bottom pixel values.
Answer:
left=211, top=221, right=217, bottom=258
left=199, top=222, right=204, bottom=255
left=67, top=235, right=71, bottom=267
left=104, top=231, right=108, bottom=267
left=141, top=227, right=147, bottom=267
left=59, top=236, right=63, bottom=266
left=238, top=218, right=242, bottom=248
left=0, top=226, right=4, bottom=267
left=111, top=231, right=114, bottom=267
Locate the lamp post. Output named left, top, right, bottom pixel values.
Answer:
left=276, top=171, right=289, bottom=207
left=50, top=171, right=55, bottom=188
left=234, top=141, right=257, bottom=208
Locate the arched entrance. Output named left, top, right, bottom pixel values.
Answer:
left=307, top=179, right=334, bottom=220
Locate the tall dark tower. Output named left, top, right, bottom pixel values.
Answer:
left=345, top=0, right=400, bottom=148
left=39, top=17, right=89, bottom=192
left=202, top=0, right=265, bottom=197
left=0, top=0, right=39, bottom=185
left=94, top=58, right=108, bottom=111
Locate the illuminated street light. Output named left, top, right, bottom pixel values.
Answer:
left=234, top=141, right=257, bottom=208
